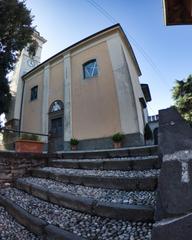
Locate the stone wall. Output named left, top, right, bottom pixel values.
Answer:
left=0, top=152, right=48, bottom=187
left=152, top=107, right=192, bottom=240
left=62, top=133, right=145, bottom=151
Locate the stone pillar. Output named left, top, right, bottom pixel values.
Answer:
left=41, top=64, right=50, bottom=143
left=14, top=77, right=24, bottom=121
left=152, top=107, right=192, bottom=240
left=63, top=54, right=72, bottom=142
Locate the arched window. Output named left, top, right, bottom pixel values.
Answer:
left=83, top=59, right=98, bottom=79
left=49, top=100, right=64, bottom=113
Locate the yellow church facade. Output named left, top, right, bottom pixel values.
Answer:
left=18, top=24, right=151, bottom=150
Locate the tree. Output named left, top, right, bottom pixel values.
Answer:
left=0, top=0, right=34, bottom=115
left=172, top=75, right=192, bottom=123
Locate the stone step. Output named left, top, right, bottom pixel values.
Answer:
left=18, top=177, right=157, bottom=206
left=50, top=145, right=158, bottom=159
left=31, top=167, right=159, bottom=191
left=0, top=192, right=84, bottom=240
left=49, top=155, right=161, bottom=171
left=0, top=205, right=41, bottom=240
left=15, top=177, right=155, bottom=221
left=0, top=187, right=153, bottom=240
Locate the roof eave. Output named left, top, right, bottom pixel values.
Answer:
left=22, top=23, right=142, bottom=80
left=141, top=84, right=152, bottom=102
left=23, top=24, right=121, bottom=79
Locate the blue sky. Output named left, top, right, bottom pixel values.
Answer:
left=26, top=0, right=192, bottom=115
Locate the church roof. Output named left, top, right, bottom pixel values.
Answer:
left=23, top=24, right=141, bottom=79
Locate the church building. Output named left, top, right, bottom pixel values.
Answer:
left=7, top=24, right=151, bottom=151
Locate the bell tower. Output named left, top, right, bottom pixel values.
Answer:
left=6, top=30, right=46, bottom=129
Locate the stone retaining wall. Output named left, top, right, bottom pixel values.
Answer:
left=0, top=152, right=48, bottom=187
left=152, top=107, right=192, bottom=240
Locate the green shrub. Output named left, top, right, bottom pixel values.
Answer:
left=70, top=138, right=79, bottom=145
left=112, top=132, right=124, bottom=142
left=20, top=133, right=41, bottom=141
left=2, top=130, right=16, bottom=150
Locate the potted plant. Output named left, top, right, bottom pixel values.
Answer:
left=15, top=133, right=44, bottom=153
left=70, top=138, right=79, bottom=151
left=112, top=132, right=124, bottom=148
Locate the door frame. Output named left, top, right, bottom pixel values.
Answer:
left=48, top=100, right=64, bottom=151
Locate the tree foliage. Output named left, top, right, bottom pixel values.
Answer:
left=172, top=75, right=192, bottom=122
left=0, top=0, right=34, bottom=115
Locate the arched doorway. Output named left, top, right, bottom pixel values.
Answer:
left=49, top=100, right=64, bottom=151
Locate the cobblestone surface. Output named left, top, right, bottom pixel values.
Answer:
left=0, top=188, right=153, bottom=240
left=20, top=177, right=156, bottom=206
left=40, top=167, right=160, bottom=178
left=0, top=206, right=41, bottom=240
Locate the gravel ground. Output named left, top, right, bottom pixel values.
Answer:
left=0, top=188, right=153, bottom=240
left=20, top=177, right=156, bottom=206
left=40, top=167, right=160, bottom=178
left=0, top=206, right=41, bottom=240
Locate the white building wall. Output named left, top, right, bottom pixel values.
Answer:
left=121, top=40, right=146, bottom=134
left=8, top=32, right=46, bottom=124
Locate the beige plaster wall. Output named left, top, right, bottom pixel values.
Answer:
left=49, top=59, right=64, bottom=106
left=21, top=70, right=43, bottom=133
left=21, top=27, right=146, bottom=141
left=71, top=41, right=121, bottom=140
left=21, top=58, right=65, bottom=135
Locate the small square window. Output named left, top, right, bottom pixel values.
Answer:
left=31, top=86, right=38, bottom=101
left=83, top=59, right=98, bottom=79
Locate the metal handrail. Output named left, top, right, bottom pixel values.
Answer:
left=0, top=127, right=52, bottom=152
left=0, top=127, right=49, bottom=137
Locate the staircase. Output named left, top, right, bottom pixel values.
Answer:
left=0, top=145, right=160, bottom=240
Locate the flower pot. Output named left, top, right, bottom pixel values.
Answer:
left=15, top=140, right=44, bottom=153
left=113, top=141, right=122, bottom=149
left=71, top=145, right=78, bottom=151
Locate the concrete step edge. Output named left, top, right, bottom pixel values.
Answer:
left=50, top=155, right=159, bottom=162
left=0, top=194, right=84, bottom=240
left=31, top=169, right=158, bottom=191
left=50, top=145, right=159, bottom=159
left=48, top=156, right=161, bottom=171
left=15, top=179, right=154, bottom=221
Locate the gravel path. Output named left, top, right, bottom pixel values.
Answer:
left=0, top=206, right=41, bottom=240
left=40, top=167, right=160, bottom=178
left=0, top=188, right=152, bottom=240
left=20, top=177, right=156, bottom=206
